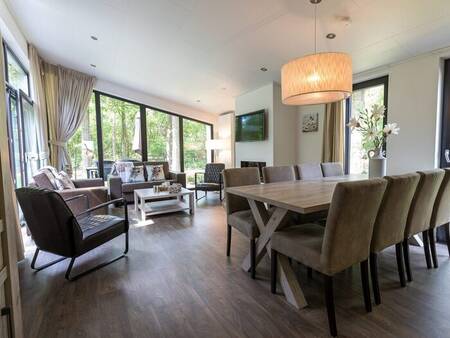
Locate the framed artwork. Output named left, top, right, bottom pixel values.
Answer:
left=302, top=112, right=319, bottom=132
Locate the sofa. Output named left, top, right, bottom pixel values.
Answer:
left=108, top=161, right=186, bottom=203
left=32, top=168, right=108, bottom=215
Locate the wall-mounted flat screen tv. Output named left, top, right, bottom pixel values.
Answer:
left=235, top=110, right=266, bottom=142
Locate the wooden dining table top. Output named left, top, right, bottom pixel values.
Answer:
left=226, top=174, right=368, bottom=214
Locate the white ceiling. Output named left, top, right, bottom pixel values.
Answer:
left=5, top=0, right=450, bottom=114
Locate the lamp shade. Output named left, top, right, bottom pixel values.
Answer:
left=281, top=52, right=352, bottom=106
left=206, top=139, right=226, bottom=150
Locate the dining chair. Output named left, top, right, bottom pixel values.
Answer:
left=296, top=163, right=323, bottom=180
left=271, top=179, right=387, bottom=337
left=429, top=168, right=450, bottom=268
left=262, top=165, right=296, bottom=183
left=369, top=173, right=420, bottom=304
left=403, top=169, right=444, bottom=281
left=321, top=162, right=344, bottom=177
left=223, top=167, right=261, bottom=279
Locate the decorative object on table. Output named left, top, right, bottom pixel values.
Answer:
left=281, top=0, right=352, bottom=106
left=302, top=112, right=319, bottom=132
left=347, top=104, right=400, bottom=178
left=169, top=183, right=182, bottom=193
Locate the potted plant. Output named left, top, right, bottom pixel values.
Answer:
left=347, top=104, right=399, bottom=178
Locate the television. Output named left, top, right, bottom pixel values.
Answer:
left=235, top=110, right=266, bottom=142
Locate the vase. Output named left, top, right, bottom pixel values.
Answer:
left=368, top=148, right=386, bottom=178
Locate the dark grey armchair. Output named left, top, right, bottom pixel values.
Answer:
left=16, top=187, right=129, bottom=281
left=194, top=163, right=225, bottom=200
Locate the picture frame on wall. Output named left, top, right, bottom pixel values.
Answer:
left=302, top=112, right=319, bottom=132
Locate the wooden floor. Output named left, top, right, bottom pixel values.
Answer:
left=19, top=195, right=450, bottom=337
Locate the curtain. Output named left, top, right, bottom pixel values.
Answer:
left=44, top=63, right=60, bottom=168
left=322, top=100, right=344, bottom=163
left=28, top=44, right=49, bottom=167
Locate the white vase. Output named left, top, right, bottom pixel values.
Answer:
left=368, top=148, right=386, bottom=178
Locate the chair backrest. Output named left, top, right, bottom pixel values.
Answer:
left=371, top=173, right=420, bottom=253
left=223, top=167, right=260, bottom=215
left=15, top=187, right=78, bottom=257
left=321, top=162, right=344, bottom=177
left=296, top=163, right=323, bottom=180
left=430, top=168, right=450, bottom=229
left=262, top=166, right=296, bottom=183
left=204, top=163, right=225, bottom=184
left=321, top=179, right=387, bottom=275
left=405, top=169, right=445, bottom=238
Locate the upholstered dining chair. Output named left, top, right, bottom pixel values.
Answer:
left=297, top=163, right=323, bottom=180
left=262, top=165, right=296, bottom=183
left=16, top=187, right=129, bottom=281
left=270, top=179, right=387, bottom=337
left=223, top=167, right=261, bottom=279
left=403, top=169, right=444, bottom=281
left=321, top=162, right=344, bottom=177
left=195, top=163, right=225, bottom=200
left=429, top=168, right=450, bottom=268
left=369, top=173, right=420, bottom=305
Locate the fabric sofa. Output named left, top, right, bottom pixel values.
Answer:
left=32, top=169, right=108, bottom=215
left=108, top=161, right=186, bottom=203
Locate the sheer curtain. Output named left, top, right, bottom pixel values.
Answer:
left=322, top=100, right=345, bottom=163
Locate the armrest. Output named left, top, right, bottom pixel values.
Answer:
left=169, top=171, right=186, bottom=188
left=108, top=176, right=123, bottom=200
left=72, top=178, right=104, bottom=188
left=76, top=198, right=128, bottom=222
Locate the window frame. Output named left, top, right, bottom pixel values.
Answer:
left=344, top=75, right=389, bottom=174
left=3, top=41, right=31, bottom=97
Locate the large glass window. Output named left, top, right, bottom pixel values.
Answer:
left=183, top=119, right=212, bottom=187
left=100, top=95, right=141, bottom=176
left=346, top=77, right=388, bottom=174
left=67, top=95, right=98, bottom=179
left=6, top=87, right=24, bottom=188
left=5, top=45, right=29, bottom=95
left=146, top=108, right=180, bottom=171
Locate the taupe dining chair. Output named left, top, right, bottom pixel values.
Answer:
left=403, top=169, right=444, bottom=281
left=321, top=162, right=344, bottom=177
left=370, top=173, right=420, bottom=304
left=296, top=163, right=323, bottom=180
left=223, top=167, right=261, bottom=279
left=262, top=165, right=296, bottom=183
left=429, top=168, right=450, bottom=268
left=270, top=179, right=387, bottom=337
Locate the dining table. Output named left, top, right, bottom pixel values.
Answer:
left=226, top=174, right=367, bottom=309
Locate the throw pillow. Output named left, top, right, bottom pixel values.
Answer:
left=56, top=171, right=76, bottom=189
left=146, top=164, right=165, bottom=181
left=112, top=161, right=134, bottom=183
left=34, top=166, right=62, bottom=190
left=129, top=165, right=145, bottom=182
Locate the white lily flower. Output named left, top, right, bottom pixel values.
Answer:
left=346, top=117, right=360, bottom=130
left=383, top=123, right=400, bottom=135
left=371, top=104, right=385, bottom=120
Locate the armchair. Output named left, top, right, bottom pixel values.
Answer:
left=16, top=187, right=129, bottom=281
left=194, top=163, right=225, bottom=200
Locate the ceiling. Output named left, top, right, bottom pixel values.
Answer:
left=5, top=0, right=450, bottom=114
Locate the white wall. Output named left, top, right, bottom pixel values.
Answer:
left=273, top=83, right=298, bottom=166
left=235, top=83, right=274, bottom=166
left=0, top=0, right=27, bottom=66
left=297, top=104, right=325, bottom=164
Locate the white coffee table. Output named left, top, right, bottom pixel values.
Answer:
left=134, top=187, right=195, bottom=220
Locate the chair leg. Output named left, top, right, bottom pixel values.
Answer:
left=250, top=239, right=256, bottom=279
left=428, top=228, right=438, bottom=268
left=403, top=239, right=412, bottom=282
left=226, top=225, right=232, bottom=257
left=422, top=230, right=432, bottom=269
left=124, top=231, right=129, bottom=254
left=307, top=267, right=313, bottom=279
left=360, top=259, right=372, bottom=312
left=369, top=253, right=381, bottom=305
left=324, top=275, right=337, bottom=337
left=271, top=249, right=277, bottom=294
left=30, top=248, right=67, bottom=271
left=219, top=188, right=222, bottom=201
left=395, top=243, right=406, bottom=287
left=445, top=223, right=450, bottom=257
left=195, top=189, right=198, bottom=200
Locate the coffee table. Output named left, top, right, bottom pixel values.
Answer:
left=134, top=188, right=194, bottom=220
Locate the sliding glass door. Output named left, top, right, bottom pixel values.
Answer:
left=6, top=86, right=24, bottom=187
left=346, top=76, right=388, bottom=174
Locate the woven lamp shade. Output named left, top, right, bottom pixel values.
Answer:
left=281, top=52, right=352, bottom=106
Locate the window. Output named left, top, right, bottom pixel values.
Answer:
left=345, top=76, right=388, bottom=174
left=146, top=108, right=180, bottom=171
left=183, top=119, right=212, bottom=187
left=67, top=95, right=98, bottom=179
left=4, top=43, right=29, bottom=95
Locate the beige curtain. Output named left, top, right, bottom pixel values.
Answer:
left=322, top=100, right=344, bottom=163
left=28, top=44, right=49, bottom=165
left=44, top=63, right=60, bottom=168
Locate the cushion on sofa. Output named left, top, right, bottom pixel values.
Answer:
left=56, top=171, right=76, bottom=189
left=32, top=171, right=56, bottom=190
left=111, top=161, right=134, bottom=183
left=144, top=161, right=169, bottom=180
left=146, top=164, right=165, bottom=181
left=130, top=165, right=145, bottom=182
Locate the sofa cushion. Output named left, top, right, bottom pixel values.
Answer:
left=144, top=161, right=169, bottom=180
left=112, top=161, right=134, bottom=183
left=129, top=165, right=145, bottom=182
left=56, top=171, right=76, bottom=189
left=146, top=164, right=165, bottom=181
left=32, top=171, right=56, bottom=190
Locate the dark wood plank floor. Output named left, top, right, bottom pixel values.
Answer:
left=19, top=195, right=450, bottom=337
